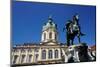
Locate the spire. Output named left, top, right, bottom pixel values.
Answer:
left=48, top=15, right=53, bottom=23
left=48, top=15, right=52, bottom=19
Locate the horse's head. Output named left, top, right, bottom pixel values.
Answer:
left=73, top=14, right=79, bottom=20
left=73, top=14, right=79, bottom=25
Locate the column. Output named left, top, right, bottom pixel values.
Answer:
left=52, top=49, right=55, bottom=60
left=11, top=51, right=14, bottom=64
left=18, top=49, right=21, bottom=64
left=32, top=49, right=34, bottom=63
left=58, top=48, right=61, bottom=59
left=47, top=31, right=49, bottom=41
left=25, top=49, right=28, bottom=63
left=41, top=33, right=44, bottom=42
left=46, top=49, right=48, bottom=60
left=52, top=31, right=54, bottom=40
left=38, top=48, right=41, bottom=61
left=18, top=49, right=22, bottom=64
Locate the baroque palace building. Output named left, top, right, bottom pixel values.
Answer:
left=11, top=16, right=68, bottom=65
left=11, top=16, right=96, bottom=66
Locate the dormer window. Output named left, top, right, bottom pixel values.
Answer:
left=49, top=32, right=52, bottom=39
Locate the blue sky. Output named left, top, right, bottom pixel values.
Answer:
left=12, top=1, right=96, bottom=46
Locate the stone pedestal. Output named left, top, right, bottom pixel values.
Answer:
left=67, top=43, right=90, bottom=62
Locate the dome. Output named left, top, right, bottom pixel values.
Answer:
left=42, top=16, right=57, bottom=31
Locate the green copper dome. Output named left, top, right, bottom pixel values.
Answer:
left=42, top=15, right=57, bottom=31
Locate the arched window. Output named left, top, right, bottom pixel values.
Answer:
left=48, top=50, right=53, bottom=59
left=21, top=55, right=25, bottom=63
left=55, top=50, right=58, bottom=58
left=49, top=32, right=52, bottom=39
left=28, top=55, right=32, bottom=63
left=42, top=50, right=46, bottom=59
left=13, top=55, right=18, bottom=64
left=44, top=33, right=46, bottom=40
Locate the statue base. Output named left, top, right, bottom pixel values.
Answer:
left=67, top=43, right=90, bottom=62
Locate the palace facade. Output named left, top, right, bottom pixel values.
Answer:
left=11, top=16, right=68, bottom=66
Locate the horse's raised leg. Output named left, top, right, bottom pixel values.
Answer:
left=71, top=38, right=74, bottom=45
left=78, top=36, right=81, bottom=43
left=67, top=34, right=70, bottom=46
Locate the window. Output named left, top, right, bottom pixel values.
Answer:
left=44, top=33, right=46, bottom=40
left=13, top=55, right=18, bottom=64
left=49, top=32, right=52, bottom=39
left=13, top=49, right=18, bottom=52
left=28, top=49, right=32, bottom=52
left=48, top=50, right=53, bottom=59
left=28, top=55, right=32, bottom=63
left=42, top=50, right=46, bottom=59
left=21, top=49, right=25, bottom=53
left=21, top=55, right=25, bottom=63
left=36, top=54, right=38, bottom=59
left=34, top=54, right=38, bottom=62
left=34, top=48, right=38, bottom=52
left=55, top=50, right=58, bottom=58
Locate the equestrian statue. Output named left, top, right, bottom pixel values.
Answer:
left=63, top=14, right=85, bottom=46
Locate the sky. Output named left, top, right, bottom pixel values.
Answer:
left=12, top=1, right=96, bottom=46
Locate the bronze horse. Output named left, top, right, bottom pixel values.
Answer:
left=63, top=14, right=85, bottom=46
